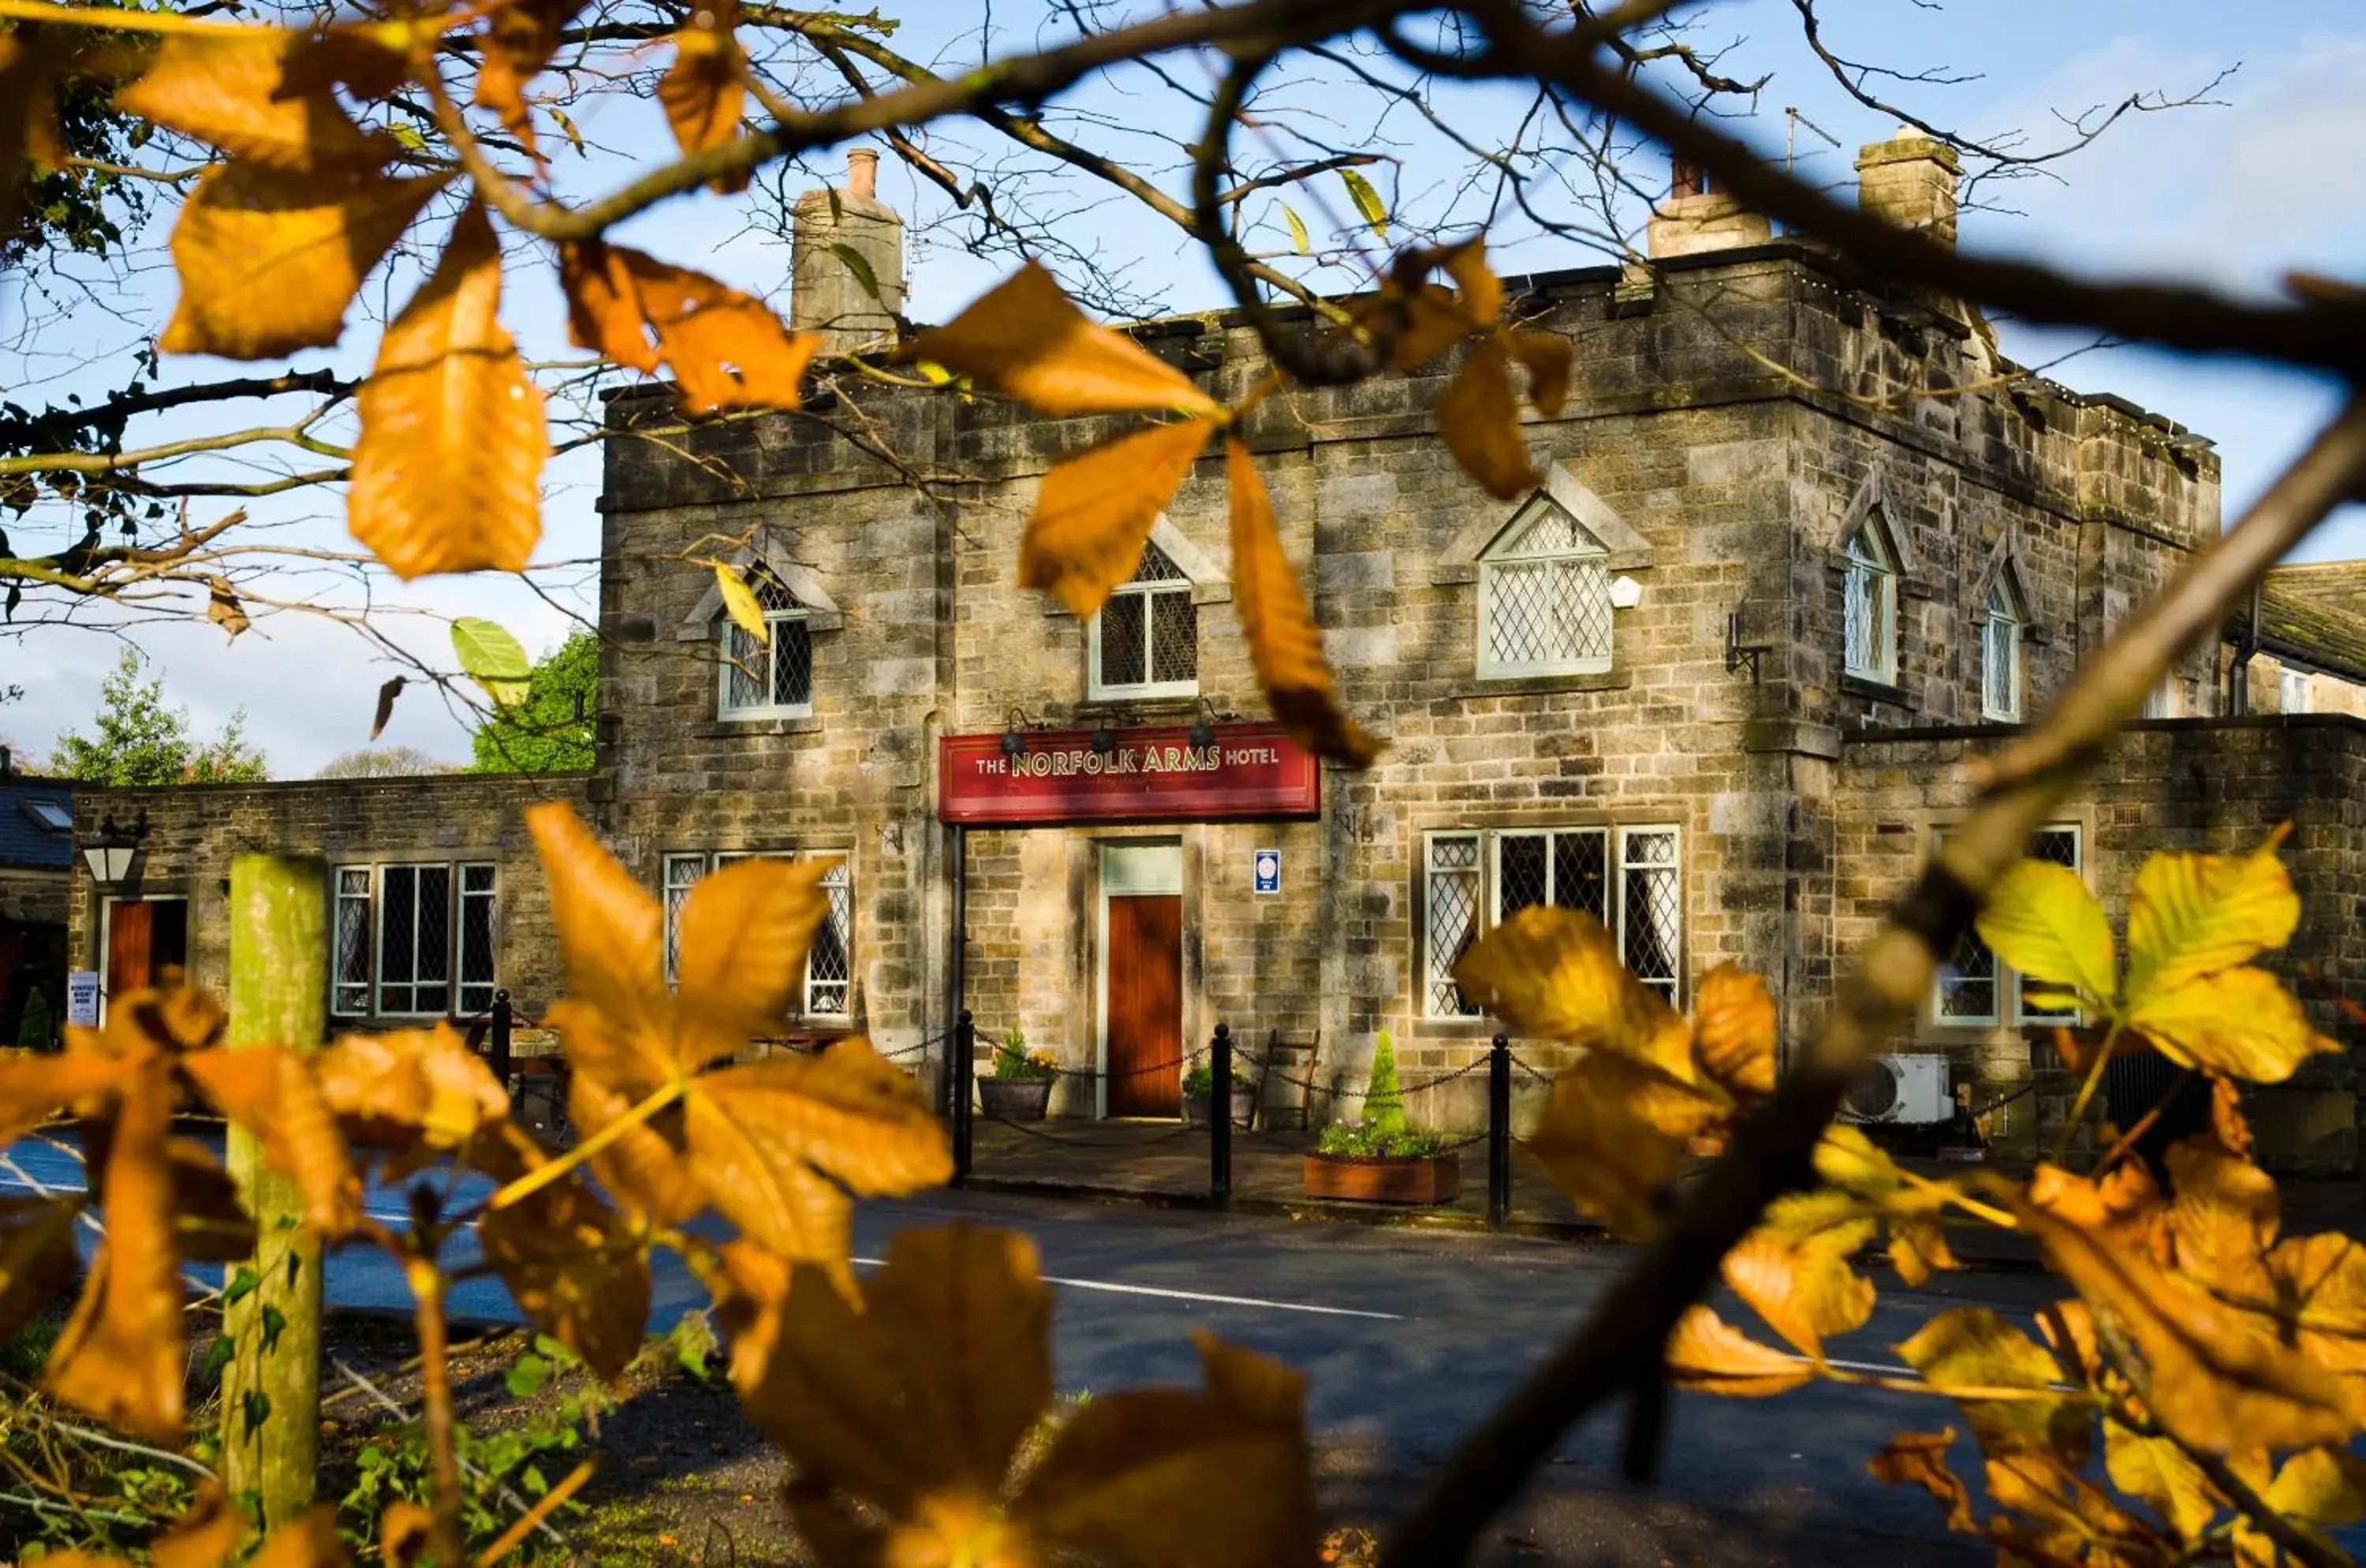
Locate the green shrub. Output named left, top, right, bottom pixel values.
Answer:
left=1316, top=1123, right=1446, bottom=1159
left=15, top=988, right=52, bottom=1050
left=1365, top=1029, right=1406, bottom=1140
left=1181, top=1060, right=1252, bottom=1096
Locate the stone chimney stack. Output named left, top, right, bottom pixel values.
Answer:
left=791, top=147, right=906, bottom=356
left=1645, top=152, right=1772, bottom=259
left=1853, top=126, right=1960, bottom=247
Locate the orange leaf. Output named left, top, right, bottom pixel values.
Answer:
left=46, top=1060, right=185, bottom=1440
left=1868, top=1430, right=1976, bottom=1533
left=1225, top=439, right=1381, bottom=767
left=1435, top=337, right=1538, bottom=500
left=674, top=856, right=839, bottom=1061
left=248, top=1507, right=342, bottom=1568
left=558, top=239, right=661, bottom=371
left=479, top=1155, right=650, bottom=1379
left=1369, top=283, right=1476, bottom=373
left=160, top=162, right=450, bottom=360
left=350, top=202, right=547, bottom=580
left=1897, top=1305, right=2086, bottom=1460
left=1664, top=1305, right=1816, bottom=1397
left=907, top=261, right=1223, bottom=419
left=474, top=0, right=582, bottom=136
left=623, top=251, right=819, bottom=413
left=1442, top=238, right=1503, bottom=325
left=0, top=32, right=63, bottom=228
left=655, top=6, right=748, bottom=195
left=1451, top=904, right=1696, bottom=1078
left=556, top=1022, right=704, bottom=1226
left=0, top=1046, right=134, bottom=1147
left=314, top=1023, right=509, bottom=1163
left=1510, top=329, right=1573, bottom=418
left=0, top=1195, right=82, bottom=1346
left=178, top=1047, right=360, bottom=1237
left=1019, top=416, right=1215, bottom=619
left=1691, top=963, right=1776, bottom=1099
left=527, top=802, right=666, bottom=1044
left=1723, top=1212, right=1875, bottom=1359
left=1528, top=1050, right=1725, bottom=1237
left=168, top=1136, right=259, bottom=1264
left=116, top=30, right=397, bottom=171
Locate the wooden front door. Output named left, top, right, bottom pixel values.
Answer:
left=1104, top=893, right=1182, bottom=1117
left=105, top=898, right=188, bottom=1014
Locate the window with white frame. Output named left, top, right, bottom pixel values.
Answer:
left=1088, top=540, right=1196, bottom=700
left=329, top=862, right=498, bottom=1017
left=2282, top=666, right=2313, bottom=715
left=1478, top=499, right=1614, bottom=678
left=1980, top=573, right=2024, bottom=722
left=1424, top=823, right=1681, bottom=1017
left=718, top=562, right=814, bottom=719
left=1933, top=823, right=2082, bottom=1027
left=661, top=850, right=852, bottom=1018
left=1842, top=521, right=1898, bottom=684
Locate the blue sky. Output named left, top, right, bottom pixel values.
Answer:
left=3, top=0, right=2362, bottom=774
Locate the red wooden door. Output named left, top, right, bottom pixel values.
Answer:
left=106, top=900, right=153, bottom=1005
left=1106, top=894, right=1181, bottom=1117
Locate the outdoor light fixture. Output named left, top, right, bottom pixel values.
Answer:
left=1189, top=697, right=1219, bottom=751
left=1609, top=575, right=1644, bottom=610
left=1089, top=728, right=1116, bottom=756
left=999, top=707, right=1031, bottom=759
left=80, top=808, right=147, bottom=887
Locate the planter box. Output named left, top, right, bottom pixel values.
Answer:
left=978, top=1077, right=1054, bottom=1122
left=1301, top=1152, right=1461, bottom=1206
left=1184, top=1086, right=1257, bottom=1128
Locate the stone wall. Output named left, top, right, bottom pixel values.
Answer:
left=0, top=866, right=66, bottom=931
left=1837, top=717, right=2366, bottom=1173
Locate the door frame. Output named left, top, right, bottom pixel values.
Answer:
left=97, top=894, right=189, bottom=1025
left=1094, top=840, right=1181, bottom=1119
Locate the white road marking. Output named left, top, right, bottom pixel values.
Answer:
left=1, top=1177, right=433, bottom=1228
left=852, top=1256, right=1404, bottom=1320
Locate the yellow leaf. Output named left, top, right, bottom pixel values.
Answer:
left=1976, top=859, right=2116, bottom=1012
left=478, top=1151, right=650, bottom=1379
left=1011, top=1333, right=1320, bottom=1568
left=672, top=854, right=837, bottom=1053
left=714, top=562, right=768, bottom=647
left=2128, top=965, right=2337, bottom=1084
left=1868, top=1430, right=1975, bottom=1533
left=906, top=261, right=1223, bottom=418
left=1898, top=1306, right=2084, bottom=1459
left=656, top=11, right=748, bottom=196
left=1435, top=337, right=1538, bottom=501
left=1018, top=416, right=1216, bottom=619
left=2103, top=1422, right=2218, bottom=1542
left=2164, top=1137, right=2278, bottom=1288
left=1451, top=905, right=1696, bottom=1077
left=0, top=33, right=63, bottom=229
left=1664, top=1306, right=1815, bottom=1397
left=1527, top=1051, right=1725, bottom=1238
left=350, top=202, right=547, bottom=581
left=527, top=802, right=665, bottom=1043
left=559, top=1040, right=703, bottom=1226
left=623, top=251, right=819, bottom=413
left=2265, top=1447, right=2366, bottom=1526
left=1691, top=963, right=1776, bottom=1099
left=1724, top=1212, right=1875, bottom=1358
left=248, top=1507, right=342, bottom=1568
left=315, top=1024, right=509, bottom=1171
left=160, top=162, right=450, bottom=360
left=1889, top=1217, right=1960, bottom=1289
left=1510, top=328, right=1573, bottom=418
left=558, top=239, right=661, bottom=372
left=0, top=1046, right=134, bottom=1148
left=2012, top=1193, right=2355, bottom=1453
left=2125, top=830, right=2301, bottom=1005
left=2241, top=1233, right=2366, bottom=1376
left=116, top=31, right=397, bottom=171
left=0, top=1196, right=80, bottom=1346
left=178, top=1047, right=361, bottom=1237
left=1442, top=238, right=1503, bottom=325
left=1225, top=440, right=1382, bottom=767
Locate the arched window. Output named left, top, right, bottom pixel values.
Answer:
left=1842, top=521, right=1898, bottom=683
left=1089, top=539, right=1197, bottom=699
left=1980, top=572, right=2024, bottom=722
left=717, top=563, right=814, bottom=719
left=1478, top=499, right=1613, bottom=678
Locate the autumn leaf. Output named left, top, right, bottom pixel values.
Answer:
left=248, top=1507, right=342, bottom=1568
left=1664, top=1306, right=1815, bottom=1398
left=1527, top=1051, right=1725, bottom=1237
left=205, top=577, right=250, bottom=639
left=558, top=240, right=661, bottom=372
left=1811, top=1127, right=1961, bottom=1286
left=673, top=856, right=838, bottom=1047
left=2103, top=1421, right=2218, bottom=1542
left=1692, top=964, right=1776, bottom=1099
left=712, top=562, right=770, bottom=649
left=151, top=1484, right=245, bottom=1568
left=1898, top=1306, right=2086, bottom=1460
left=2264, top=1447, right=2366, bottom=1527
left=160, top=162, right=450, bottom=360
left=0, top=32, right=65, bottom=230
left=905, top=261, right=1224, bottom=419
left=1017, top=416, right=1217, bottom=619
left=1441, top=239, right=1504, bottom=326
left=1868, top=1431, right=1976, bottom=1534
left=2125, top=828, right=2300, bottom=1004
left=1339, top=167, right=1387, bottom=235
left=622, top=251, right=820, bottom=412
left=2127, top=965, right=2337, bottom=1084
left=0, top=1047, right=135, bottom=1147
left=656, top=0, right=748, bottom=195
left=116, top=30, right=398, bottom=172
left=1435, top=338, right=1538, bottom=501
left=178, top=1047, right=360, bottom=1237
left=1451, top=905, right=1695, bottom=1077
left=350, top=202, right=548, bottom=581
left=478, top=1145, right=650, bottom=1379
left=1226, top=440, right=1380, bottom=766
left=1725, top=1198, right=1875, bottom=1359
left=475, top=0, right=582, bottom=137
left=0, top=1196, right=81, bottom=1345
left=2164, top=1137, right=2278, bottom=1288
left=2232, top=1232, right=2366, bottom=1376
left=1510, top=330, right=1573, bottom=418
left=313, top=1023, right=509, bottom=1163
left=1976, top=859, right=2117, bottom=1013
left=168, top=1137, right=259, bottom=1264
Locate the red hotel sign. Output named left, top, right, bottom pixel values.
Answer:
left=939, top=721, right=1319, bottom=825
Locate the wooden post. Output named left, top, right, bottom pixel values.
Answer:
left=221, top=853, right=327, bottom=1528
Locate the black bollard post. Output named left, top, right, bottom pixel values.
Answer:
left=953, top=1009, right=976, bottom=1186
left=491, top=990, right=514, bottom=1094
left=1211, top=1023, right=1233, bottom=1207
left=1487, top=1032, right=1512, bottom=1231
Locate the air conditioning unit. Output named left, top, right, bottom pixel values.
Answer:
left=1841, top=1054, right=1952, bottom=1125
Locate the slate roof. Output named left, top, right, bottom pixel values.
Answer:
left=0, top=779, right=74, bottom=870
left=2248, top=562, right=2366, bottom=684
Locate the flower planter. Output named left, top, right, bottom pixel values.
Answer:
left=979, top=1077, right=1054, bottom=1122
left=1301, top=1152, right=1461, bottom=1206
left=1184, top=1085, right=1257, bottom=1128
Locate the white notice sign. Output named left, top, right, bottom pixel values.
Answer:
left=65, top=970, right=100, bottom=1028
left=1253, top=848, right=1281, bottom=896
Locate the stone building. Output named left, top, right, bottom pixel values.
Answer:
left=62, top=136, right=2366, bottom=1169
left=0, top=771, right=73, bottom=1047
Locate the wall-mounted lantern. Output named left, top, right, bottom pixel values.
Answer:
left=80, top=808, right=147, bottom=887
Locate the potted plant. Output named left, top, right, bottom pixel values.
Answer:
left=1181, top=1059, right=1256, bottom=1128
left=1302, top=1030, right=1461, bottom=1204
left=978, top=1025, right=1057, bottom=1122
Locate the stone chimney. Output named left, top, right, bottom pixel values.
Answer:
left=1854, top=127, right=1960, bottom=247
left=1645, top=153, right=1773, bottom=259
left=791, top=147, right=907, bottom=356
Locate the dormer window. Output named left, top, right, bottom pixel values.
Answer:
left=1089, top=539, right=1197, bottom=700
left=1842, top=520, right=1898, bottom=684
left=1479, top=498, right=1613, bottom=679
left=718, top=562, right=813, bottom=719
left=1980, top=571, right=2025, bottom=722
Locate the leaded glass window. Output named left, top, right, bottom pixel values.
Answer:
left=1090, top=540, right=1197, bottom=699
left=1842, top=522, right=1898, bottom=683
left=664, top=850, right=853, bottom=1019
left=718, top=562, right=815, bottom=718
left=1980, top=573, right=2023, bottom=722
left=1479, top=502, right=1614, bottom=678
left=1424, top=825, right=1681, bottom=1017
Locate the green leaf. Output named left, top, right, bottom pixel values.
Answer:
left=223, top=1264, right=261, bottom=1307
left=1338, top=168, right=1386, bottom=236
left=200, top=1335, right=235, bottom=1384
left=506, top=1353, right=553, bottom=1399
left=259, top=1303, right=287, bottom=1354
left=1975, top=860, right=2116, bottom=1011
left=241, top=1390, right=271, bottom=1438
left=1281, top=203, right=1310, bottom=256
left=830, top=241, right=882, bottom=303
left=452, top=616, right=533, bottom=710
left=714, top=563, right=768, bottom=647
left=534, top=1332, right=581, bottom=1368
